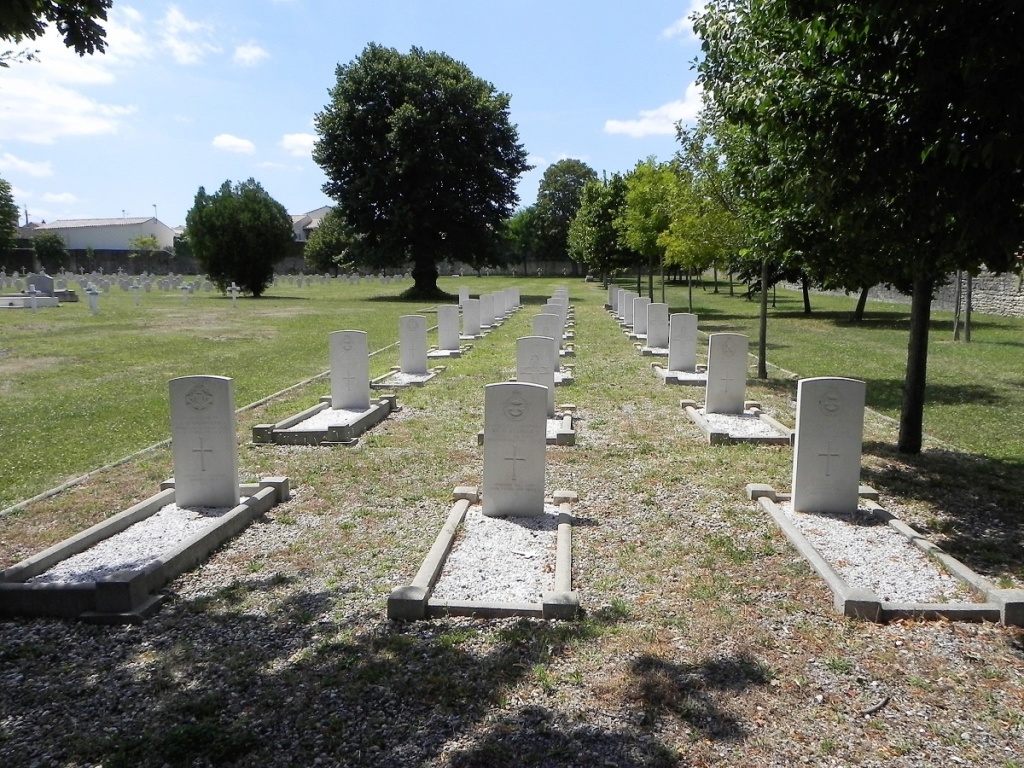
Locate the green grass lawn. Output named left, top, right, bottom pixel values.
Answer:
left=647, top=278, right=1024, bottom=463
left=2, top=273, right=1021, bottom=512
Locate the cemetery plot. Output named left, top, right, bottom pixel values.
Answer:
left=681, top=400, right=793, bottom=446
left=1, top=374, right=289, bottom=622
left=0, top=478, right=290, bottom=622
left=252, top=395, right=398, bottom=446
left=389, top=381, right=579, bottom=620
left=748, top=376, right=1023, bottom=626
left=253, top=330, right=399, bottom=446
left=387, top=487, right=579, bottom=621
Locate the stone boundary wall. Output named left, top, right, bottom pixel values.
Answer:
left=783, top=270, right=1024, bottom=318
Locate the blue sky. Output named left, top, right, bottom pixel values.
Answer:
left=0, top=1, right=704, bottom=228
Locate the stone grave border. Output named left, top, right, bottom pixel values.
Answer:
left=680, top=399, right=794, bottom=446
left=477, top=405, right=578, bottom=447
left=746, top=484, right=1024, bottom=627
left=428, top=344, right=473, bottom=360
left=651, top=362, right=708, bottom=385
left=0, top=477, right=290, bottom=623
left=635, top=342, right=668, bottom=358
left=387, top=487, right=579, bottom=621
left=252, top=394, right=399, bottom=446
left=370, top=365, right=446, bottom=389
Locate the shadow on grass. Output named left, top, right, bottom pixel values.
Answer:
left=20, top=582, right=694, bottom=768
left=622, top=653, right=772, bottom=739
left=861, top=442, right=1024, bottom=581
left=860, top=379, right=1007, bottom=412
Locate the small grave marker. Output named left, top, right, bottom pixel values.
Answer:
left=399, top=314, right=428, bottom=375
left=329, top=330, right=371, bottom=410
left=791, top=377, right=866, bottom=514
left=482, top=382, right=547, bottom=518
left=705, top=333, right=748, bottom=414
left=169, top=375, right=240, bottom=508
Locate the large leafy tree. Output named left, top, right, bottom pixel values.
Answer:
left=313, top=44, right=531, bottom=300
left=32, top=231, right=68, bottom=272
left=567, top=173, right=632, bottom=284
left=0, top=176, right=18, bottom=254
left=185, top=179, right=293, bottom=298
left=696, top=1, right=1024, bottom=454
left=303, top=208, right=355, bottom=274
left=0, top=0, right=110, bottom=57
left=534, top=159, right=598, bottom=273
left=501, top=205, right=543, bottom=275
left=616, top=159, right=674, bottom=299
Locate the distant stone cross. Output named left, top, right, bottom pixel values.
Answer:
left=504, top=444, right=527, bottom=482
left=818, top=441, right=841, bottom=477
left=131, top=281, right=141, bottom=307
left=27, top=283, right=39, bottom=312
left=181, top=284, right=190, bottom=305
left=192, top=436, right=214, bottom=472
left=228, top=282, right=240, bottom=307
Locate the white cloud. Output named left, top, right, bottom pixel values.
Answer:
left=212, top=134, right=256, bottom=154
left=604, top=82, right=703, bottom=137
left=0, top=153, right=53, bottom=177
left=662, top=1, right=704, bottom=40
left=162, top=6, right=220, bottom=65
left=280, top=133, right=315, bottom=157
left=42, top=192, right=79, bottom=204
left=234, top=43, right=269, bottom=66
left=0, top=78, right=136, bottom=143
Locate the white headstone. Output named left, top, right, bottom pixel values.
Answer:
left=329, top=330, right=371, bottom=410
left=668, top=313, right=698, bottom=372
left=791, top=377, right=866, bottom=514
left=458, top=286, right=470, bottom=306
left=479, top=294, right=494, bottom=327
left=705, top=333, right=748, bottom=414
left=169, top=375, right=240, bottom=508
left=622, top=291, right=637, bottom=325
left=86, top=284, right=100, bottom=315
left=399, top=314, right=428, bottom=375
left=632, top=297, right=651, bottom=335
left=646, top=303, right=670, bottom=348
left=609, top=285, right=618, bottom=310
left=517, top=336, right=556, bottom=417
left=462, top=298, right=482, bottom=337
left=436, top=305, right=460, bottom=351
left=531, top=313, right=562, bottom=366
left=482, top=382, right=547, bottom=517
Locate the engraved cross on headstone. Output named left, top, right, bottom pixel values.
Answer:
left=504, top=444, right=527, bottom=482
left=192, top=436, right=214, bottom=472
left=818, top=441, right=841, bottom=477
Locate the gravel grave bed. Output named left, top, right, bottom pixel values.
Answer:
left=28, top=502, right=242, bottom=584
left=431, top=504, right=559, bottom=603
left=281, top=406, right=369, bottom=431
left=701, top=409, right=788, bottom=438
left=778, top=501, right=975, bottom=603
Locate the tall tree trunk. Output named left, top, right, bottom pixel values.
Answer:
left=898, top=271, right=935, bottom=454
left=647, top=255, right=655, bottom=301
left=852, top=285, right=870, bottom=322
left=687, top=267, right=693, bottom=312
left=758, top=257, right=768, bottom=379
left=407, top=253, right=443, bottom=300
left=801, top=273, right=812, bottom=314
left=965, top=272, right=973, bottom=343
left=713, top=264, right=719, bottom=294
left=636, top=264, right=641, bottom=294
left=952, top=270, right=963, bottom=341
left=729, top=270, right=734, bottom=296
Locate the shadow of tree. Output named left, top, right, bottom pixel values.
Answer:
left=861, top=442, right=1024, bottom=580
left=622, top=653, right=771, bottom=739
left=15, top=582, right=658, bottom=768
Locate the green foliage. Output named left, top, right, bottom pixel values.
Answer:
left=502, top=205, right=543, bottom=271
left=567, top=174, right=633, bottom=279
left=185, top=178, right=293, bottom=297
left=0, top=176, right=17, bottom=253
left=0, top=0, right=110, bottom=56
left=534, top=158, right=598, bottom=265
left=31, top=231, right=68, bottom=272
left=302, top=207, right=355, bottom=274
left=313, top=43, right=531, bottom=299
left=128, top=234, right=160, bottom=255
left=695, top=0, right=1024, bottom=453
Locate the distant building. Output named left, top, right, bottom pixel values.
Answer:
left=32, top=217, right=175, bottom=251
left=291, top=205, right=332, bottom=242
